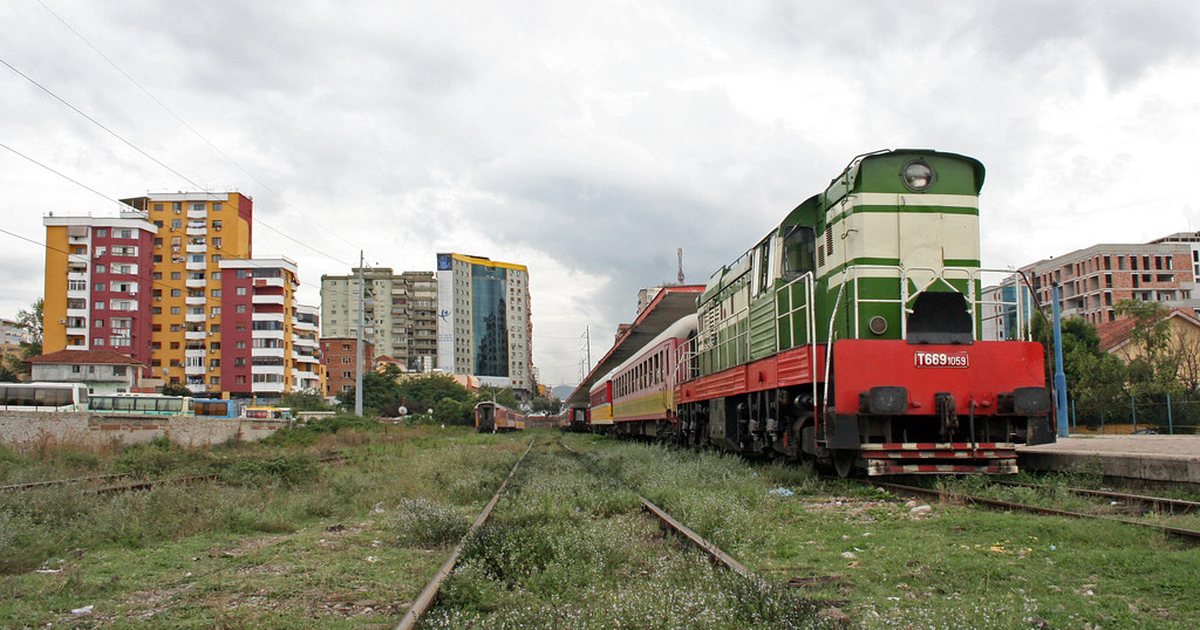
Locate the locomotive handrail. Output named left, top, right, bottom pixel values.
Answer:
left=836, top=264, right=1032, bottom=342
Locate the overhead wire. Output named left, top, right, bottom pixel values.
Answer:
left=0, top=53, right=355, bottom=269
left=31, top=0, right=379, bottom=262
left=0, top=140, right=326, bottom=295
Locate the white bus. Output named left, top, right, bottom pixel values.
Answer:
left=0, top=382, right=89, bottom=412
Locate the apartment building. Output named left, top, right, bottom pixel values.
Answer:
left=43, top=194, right=321, bottom=398
left=120, top=192, right=254, bottom=389
left=436, top=253, right=534, bottom=397
left=320, top=337, right=374, bottom=396
left=1020, top=241, right=1199, bottom=326
left=42, top=210, right=159, bottom=372
left=320, top=268, right=438, bottom=373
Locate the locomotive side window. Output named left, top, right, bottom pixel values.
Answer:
left=782, top=225, right=816, bottom=279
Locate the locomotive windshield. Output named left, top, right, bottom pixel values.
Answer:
left=781, top=225, right=816, bottom=279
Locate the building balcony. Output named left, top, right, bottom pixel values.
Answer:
left=187, top=208, right=207, bottom=219
left=186, top=243, right=206, bottom=254
left=65, top=325, right=88, bottom=337
left=251, top=381, right=284, bottom=394
left=185, top=296, right=206, bottom=306
left=66, top=307, right=88, bottom=319
left=253, top=294, right=285, bottom=306
left=185, top=330, right=207, bottom=341
left=186, top=277, right=207, bottom=288
left=293, top=336, right=318, bottom=348
left=185, top=312, right=205, bottom=323
left=252, top=312, right=285, bottom=323
left=295, top=354, right=320, bottom=364
left=186, top=259, right=206, bottom=271
left=184, top=364, right=205, bottom=376
left=252, top=364, right=286, bottom=375
left=252, top=347, right=285, bottom=358
left=252, top=329, right=286, bottom=340
left=185, top=348, right=206, bottom=359
left=253, top=277, right=285, bottom=288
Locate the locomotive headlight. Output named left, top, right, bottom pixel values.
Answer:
left=901, top=160, right=935, bottom=192
left=868, top=316, right=888, bottom=335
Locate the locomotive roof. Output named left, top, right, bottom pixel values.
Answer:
left=700, top=148, right=985, bottom=305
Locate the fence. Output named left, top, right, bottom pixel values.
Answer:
left=1070, top=394, right=1200, bottom=435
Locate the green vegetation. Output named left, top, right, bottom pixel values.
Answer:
left=280, top=390, right=332, bottom=411
left=0, top=425, right=525, bottom=627
left=426, top=446, right=816, bottom=628
left=4, top=430, right=1199, bottom=627
left=0, top=298, right=42, bottom=382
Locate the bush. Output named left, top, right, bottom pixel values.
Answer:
left=112, top=437, right=208, bottom=477
left=262, top=414, right=382, bottom=447
left=219, top=454, right=318, bottom=487
left=395, top=498, right=470, bottom=548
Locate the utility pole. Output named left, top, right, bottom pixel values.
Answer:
left=677, top=247, right=685, bottom=284
left=354, top=251, right=365, bottom=417
left=1051, top=283, right=1068, bottom=438
left=584, top=326, right=591, bottom=374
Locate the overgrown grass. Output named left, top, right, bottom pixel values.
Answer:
left=261, top=413, right=384, bottom=447
left=425, top=449, right=817, bottom=628
left=0, top=426, right=531, bottom=628
left=567, top=434, right=1200, bottom=629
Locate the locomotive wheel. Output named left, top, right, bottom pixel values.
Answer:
left=832, top=450, right=856, bottom=478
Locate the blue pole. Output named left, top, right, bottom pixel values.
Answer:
left=1167, top=392, right=1174, bottom=435
left=1052, top=284, right=1069, bottom=438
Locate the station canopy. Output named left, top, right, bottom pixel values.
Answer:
left=565, top=285, right=705, bottom=406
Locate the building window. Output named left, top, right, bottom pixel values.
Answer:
left=171, top=307, right=181, bottom=314
left=171, top=272, right=181, bottom=280
left=236, top=305, right=247, bottom=313
left=236, top=287, right=247, bottom=296
left=96, top=229, right=107, bottom=237
left=212, top=220, right=223, bottom=230
left=171, top=219, right=182, bottom=229
left=93, top=338, right=104, bottom=346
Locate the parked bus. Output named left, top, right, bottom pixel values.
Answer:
left=193, top=398, right=240, bottom=418
left=88, top=393, right=192, bottom=416
left=243, top=406, right=294, bottom=421
left=0, top=382, right=89, bottom=412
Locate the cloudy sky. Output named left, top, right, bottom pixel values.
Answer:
left=2, top=1, right=1199, bottom=387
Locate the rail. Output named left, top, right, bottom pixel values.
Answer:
left=395, top=440, right=535, bottom=630
left=558, top=438, right=759, bottom=581
left=871, top=479, right=1200, bottom=543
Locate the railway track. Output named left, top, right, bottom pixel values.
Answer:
left=557, top=438, right=759, bottom=582
left=1, top=452, right=348, bottom=495
left=869, top=479, right=1200, bottom=543
left=395, top=440, right=534, bottom=630
left=992, top=479, right=1200, bottom=514
left=397, top=438, right=763, bottom=628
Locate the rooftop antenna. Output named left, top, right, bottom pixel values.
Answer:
left=677, top=248, right=685, bottom=284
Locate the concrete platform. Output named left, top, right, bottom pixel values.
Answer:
left=1018, top=435, right=1200, bottom=486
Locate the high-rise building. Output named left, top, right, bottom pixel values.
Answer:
left=320, top=268, right=438, bottom=372
left=43, top=194, right=321, bottom=399
left=42, top=210, right=159, bottom=372
left=436, top=253, right=534, bottom=396
left=121, top=192, right=254, bottom=389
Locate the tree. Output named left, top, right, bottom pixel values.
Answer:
left=1031, top=311, right=1128, bottom=424
left=473, top=385, right=520, bottom=409
left=337, top=363, right=404, bottom=416
left=433, top=397, right=472, bottom=424
left=531, top=396, right=561, bottom=414
left=161, top=383, right=193, bottom=397
left=2, top=298, right=44, bottom=381
left=397, top=373, right=471, bottom=409
left=17, top=298, right=43, bottom=352
left=1114, top=300, right=1183, bottom=399
left=281, top=390, right=331, bottom=411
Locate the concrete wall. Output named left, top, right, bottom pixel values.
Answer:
left=0, top=411, right=289, bottom=450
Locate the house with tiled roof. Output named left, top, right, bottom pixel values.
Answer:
left=27, top=350, right=145, bottom=394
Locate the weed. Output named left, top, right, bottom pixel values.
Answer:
left=394, top=497, right=469, bottom=548
left=218, top=454, right=318, bottom=487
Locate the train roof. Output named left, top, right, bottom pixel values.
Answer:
left=565, top=285, right=704, bottom=406
left=591, top=313, right=698, bottom=390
